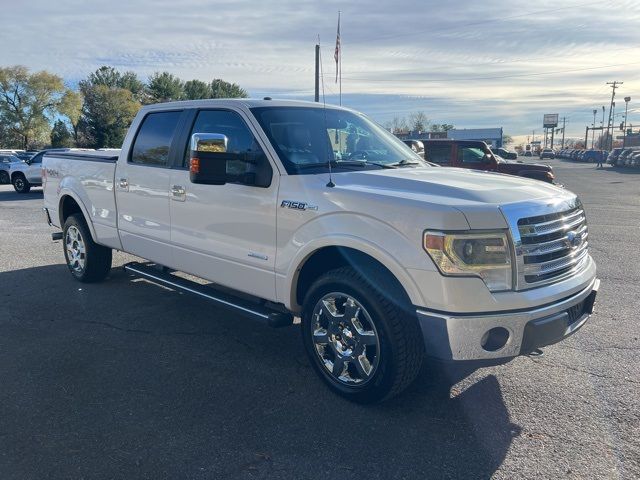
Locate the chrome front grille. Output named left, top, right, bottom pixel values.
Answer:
left=516, top=206, right=589, bottom=286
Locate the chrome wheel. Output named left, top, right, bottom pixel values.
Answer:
left=65, top=225, right=86, bottom=274
left=14, top=177, right=24, bottom=190
left=311, top=293, right=380, bottom=385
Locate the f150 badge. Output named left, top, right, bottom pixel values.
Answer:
left=280, top=200, right=318, bottom=211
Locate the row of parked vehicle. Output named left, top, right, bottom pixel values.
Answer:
left=554, top=149, right=608, bottom=163
left=0, top=149, right=45, bottom=193
left=605, top=147, right=640, bottom=167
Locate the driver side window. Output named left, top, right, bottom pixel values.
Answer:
left=458, top=147, right=486, bottom=164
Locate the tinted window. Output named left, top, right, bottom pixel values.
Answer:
left=131, top=111, right=182, bottom=166
left=458, top=146, right=486, bottom=164
left=425, top=145, right=452, bottom=164
left=30, top=153, right=44, bottom=163
left=186, top=110, right=272, bottom=187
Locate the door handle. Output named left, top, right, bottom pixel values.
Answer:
left=118, top=178, right=129, bottom=191
left=171, top=185, right=186, bottom=201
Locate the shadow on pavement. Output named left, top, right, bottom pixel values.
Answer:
left=0, top=264, right=520, bottom=479
left=0, top=188, right=43, bottom=202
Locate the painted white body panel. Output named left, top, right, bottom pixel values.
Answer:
left=43, top=99, right=596, bottom=325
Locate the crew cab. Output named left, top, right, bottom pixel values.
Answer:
left=422, top=139, right=555, bottom=183
left=43, top=99, right=599, bottom=403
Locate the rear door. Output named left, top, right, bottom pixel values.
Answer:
left=115, top=109, right=186, bottom=264
left=168, top=108, right=279, bottom=300
left=455, top=143, right=495, bottom=171
left=423, top=143, right=452, bottom=166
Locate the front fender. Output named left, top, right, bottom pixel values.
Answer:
left=277, top=213, right=437, bottom=311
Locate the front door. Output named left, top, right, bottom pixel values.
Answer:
left=169, top=108, right=278, bottom=301
left=115, top=109, right=184, bottom=264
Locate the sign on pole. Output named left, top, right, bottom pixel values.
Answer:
left=543, top=114, right=559, bottom=128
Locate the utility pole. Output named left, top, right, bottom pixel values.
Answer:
left=623, top=96, right=631, bottom=147
left=591, top=109, right=597, bottom=148
left=605, top=81, right=623, bottom=150
left=561, top=117, right=566, bottom=148
left=314, top=43, right=320, bottom=102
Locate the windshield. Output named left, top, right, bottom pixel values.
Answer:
left=250, top=106, right=427, bottom=174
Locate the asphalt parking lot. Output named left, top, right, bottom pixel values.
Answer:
left=0, top=159, right=638, bottom=480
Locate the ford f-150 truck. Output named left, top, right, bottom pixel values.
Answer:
left=43, top=99, right=599, bottom=403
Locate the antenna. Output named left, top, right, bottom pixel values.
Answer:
left=318, top=35, right=335, bottom=188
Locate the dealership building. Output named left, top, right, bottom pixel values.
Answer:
left=396, top=127, right=505, bottom=148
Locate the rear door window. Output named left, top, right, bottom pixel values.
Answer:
left=458, top=146, right=486, bottom=164
left=130, top=111, right=183, bottom=167
left=424, top=145, right=452, bottom=165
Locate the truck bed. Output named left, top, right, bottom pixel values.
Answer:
left=43, top=149, right=122, bottom=250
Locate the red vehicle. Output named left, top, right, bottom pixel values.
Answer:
left=422, top=139, right=555, bottom=183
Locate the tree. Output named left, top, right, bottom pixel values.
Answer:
left=81, top=84, right=140, bottom=148
left=210, top=78, right=248, bottom=99
left=408, top=111, right=429, bottom=133
left=58, top=89, right=83, bottom=145
left=147, top=72, right=184, bottom=103
left=50, top=119, right=73, bottom=147
left=502, top=134, right=513, bottom=144
left=183, top=79, right=212, bottom=100
left=119, top=71, right=146, bottom=103
left=0, top=66, right=66, bottom=149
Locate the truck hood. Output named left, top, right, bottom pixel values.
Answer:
left=330, top=166, right=575, bottom=229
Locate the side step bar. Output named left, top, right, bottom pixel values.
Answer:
left=124, top=262, right=294, bottom=328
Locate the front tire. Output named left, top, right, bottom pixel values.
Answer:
left=301, top=266, right=424, bottom=403
left=62, top=214, right=112, bottom=283
left=12, top=173, right=30, bottom=193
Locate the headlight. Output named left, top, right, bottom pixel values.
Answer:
left=423, top=231, right=513, bottom=291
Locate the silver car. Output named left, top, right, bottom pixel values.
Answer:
left=9, top=151, right=45, bottom=193
left=0, top=154, right=23, bottom=185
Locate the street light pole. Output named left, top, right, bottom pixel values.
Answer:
left=592, top=109, right=597, bottom=149
left=601, top=106, right=605, bottom=148
left=623, top=97, right=631, bottom=147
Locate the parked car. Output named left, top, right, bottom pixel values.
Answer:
left=0, top=154, right=23, bottom=185
left=539, top=148, right=555, bottom=160
left=606, top=148, right=623, bottom=165
left=402, top=139, right=425, bottom=159
left=422, top=139, right=555, bottom=183
left=42, top=99, right=598, bottom=403
left=10, top=148, right=77, bottom=193
left=617, top=148, right=637, bottom=167
left=524, top=150, right=532, bottom=157
left=582, top=150, right=606, bottom=163
left=629, top=151, right=640, bottom=168
left=494, top=147, right=518, bottom=160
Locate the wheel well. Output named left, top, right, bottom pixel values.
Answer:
left=294, top=246, right=410, bottom=310
left=59, top=195, right=83, bottom=226
left=11, top=171, right=25, bottom=181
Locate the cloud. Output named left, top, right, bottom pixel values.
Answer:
left=1, top=0, right=639, bottom=137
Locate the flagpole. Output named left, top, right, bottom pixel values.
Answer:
left=339, top=11, right=342, bottom=106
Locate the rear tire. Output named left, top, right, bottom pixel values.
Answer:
left=12, top=174, right=30, bottom=193
left=62, top=214, right=112, bottom=283
left=301, top=266, right=424, bottom=403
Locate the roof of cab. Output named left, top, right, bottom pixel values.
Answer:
left=139, top=98, right=353, bottom=113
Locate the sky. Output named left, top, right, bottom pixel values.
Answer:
left=2, top=0, right=640, bottom=143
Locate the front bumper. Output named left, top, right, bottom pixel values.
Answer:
left=416, top=277, right=600, bottom=361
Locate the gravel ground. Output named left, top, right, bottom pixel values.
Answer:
left=0, top=159, right=638, bottom=479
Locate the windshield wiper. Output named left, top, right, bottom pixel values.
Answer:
left=294, top=160, right=397, bottom=170
left=388, top=159, right=422, bottom=167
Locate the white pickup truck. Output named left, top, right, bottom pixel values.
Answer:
left=43, top=99, right=599, bottom=403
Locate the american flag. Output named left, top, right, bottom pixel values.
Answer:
left=334, top=12, right=340, bottom=83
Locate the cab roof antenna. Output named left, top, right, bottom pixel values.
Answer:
left=318, top=35, right=335, bottom=188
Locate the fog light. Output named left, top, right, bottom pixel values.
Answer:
left=481, top=327, right=510, bottom=352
